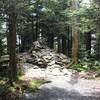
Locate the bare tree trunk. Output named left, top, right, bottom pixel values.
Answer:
left=57, top=35, right=61, bottom=53
left=71, top=1, right=79, bottom=64
left=72, top=27, right=78, bottom=63
left=47, top=33, right=54, bottom=49
left=32, top=17, right=36, bottom=42
left=8, top=0, right=17, bottom=83
left=67, top=26, right=72, bottom=57
left=62, top=35, right=67, bottom=55
left=85, top=31, right=92, bottom=57
left=66, top=0, right=79, bottom=67
left=36, top=13, right=39, bottom=40
left=95, top=0, right=100, bottom=59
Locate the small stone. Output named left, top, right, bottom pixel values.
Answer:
left=38, top=61, right=43, bottom=65
left=48, top=61, right=55, bottom=66
left=33, top=65, right=38, bottom=69
left=52, top=64, right=61, bottom=68
left=62, top=69, right=72, bottom=75
left=62, top=59, right=67, bottom=63
left=55, top=61, right=63, bottom=66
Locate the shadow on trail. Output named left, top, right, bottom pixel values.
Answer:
left=23, top=86, right=100, bottom=100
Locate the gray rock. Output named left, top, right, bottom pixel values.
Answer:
left=33, top=65, right=39, bottom=69
left=62, top=69, right=72, bottom=75
left=48, top=60, right=55, bottom=66
left=20, top=41, right=72, bottom=77
left=52, top=64, right=61, bottom=68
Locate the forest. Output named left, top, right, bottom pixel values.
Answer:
left=0, top=0, right=100, bottom=100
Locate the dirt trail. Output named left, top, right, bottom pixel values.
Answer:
left=22, top=71, right=100, bottom=100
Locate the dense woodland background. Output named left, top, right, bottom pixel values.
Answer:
left=0, top=0, right=100, bottom=98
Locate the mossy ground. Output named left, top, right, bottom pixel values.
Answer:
left=0, top=75, right=46, bottom=100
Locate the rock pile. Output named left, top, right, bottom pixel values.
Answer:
left=27, top=41, right=71, bottom=68
left=19, top=41, right=73, bottom=79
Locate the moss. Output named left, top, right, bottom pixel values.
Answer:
left=87, top=77, right=100, bottom=80
left=28, top=80, right=39, bottom=92
left=18, top=76, right=46, bottom=92
left=28, top=79, right=46, bottom=92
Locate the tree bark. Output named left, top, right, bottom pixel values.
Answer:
left=95, top=0, right=100, bottom=59
left=8, top=0, right=17, bottom=83
left=85, top=31, right=91, bottom=56
left=47, top=33, right=54, bottom=49
left=32, top=17, right=36, bottom=42
left=71, top=0, right=79, bottom=64
left=57, top=35, right=61, bottom=53
left=62, top=35, right=67, bottom=55
left=67, top=26, right=72, bottom=57
left=66, top=1, right=79, bottom=68
left=72, top=27, right=78, bottom=63
left=36, top=13, right=39, bottom=40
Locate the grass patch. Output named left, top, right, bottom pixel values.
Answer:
left=71, top=60, right=100, bottom=73
left=0, top=78, right=45, bottom=99
left=18, top=75, right=49, bottom=93
left=28, top=78, right=50, bottom=92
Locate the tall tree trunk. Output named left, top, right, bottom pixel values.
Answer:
left=95, top=0, right=100, bottom=59
left=47, top=33, right=54, bottom=49
left=32, top=17, right=36, bottom=42
left=85, top=31, right=91, bottom=57
left=96, top=20, right=100, bottom=59
left=72, top=27, right=78, bottom=63
left=71, top=1, right=79, bottom=64
left=67, top=0, right=79, bottom=68
left=8, top=0, right=17, bottom=83
left=36, top=13, right=39, bottom=40
left=67, top=26, right=72, bottom=57
left=57, top=35, right=61, bottom=53
left=62, top=35, right=67, bottom=55
left=20, top=36, right=25, bottom=52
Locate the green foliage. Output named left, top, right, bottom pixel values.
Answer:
left=0, top=0, right=100, bottom=82
left=17, top=66, right=24, bottom=76
left=72, top=62, right=90, bottom=72
left=79, top=49, right=93, bottom=59
left=72, top=60, right=100, bottom=72
left=0, top=65, right=8, bottom=78
left=0, top=80, right=9, bottom=96
left=26, top=79, right=49, bottom=92
left=28, top=80, right=40, bottom=92
left=0, top=81, right=22, bottom=99
left=0, top=78, right=45, bottom=99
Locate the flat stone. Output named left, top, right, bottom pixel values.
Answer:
left=52, top=64, right=61, bottom=68
left=48, top=61, right=55, bottom=66
left=62, top=69, right=72, bottom=75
